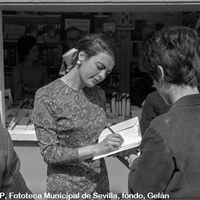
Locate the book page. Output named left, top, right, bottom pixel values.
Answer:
left=93, top=117, right=141, bottom=160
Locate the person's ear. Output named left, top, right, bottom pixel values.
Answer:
left=157, top=65, right=165, bottom=81
left=78, top=51, right=86, bottom=62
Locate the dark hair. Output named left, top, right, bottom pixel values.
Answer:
left=64, top=26, right=82, bottom=40
left=71, top=33, right=117, bottom=66
left=17, top=35, right=37, bottom=61
left=141, top=26, right=200, bottom=88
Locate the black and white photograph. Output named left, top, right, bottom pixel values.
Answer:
left=1, top=2, right=200, bottom=200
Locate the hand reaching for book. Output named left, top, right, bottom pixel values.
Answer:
left=95, top=133, right=124, bottom=156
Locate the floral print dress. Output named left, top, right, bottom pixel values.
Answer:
left=31, top=78, right=110, bottom=199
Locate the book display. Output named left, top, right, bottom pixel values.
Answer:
left=1, top=11, right=180, bottom=141
left=3, top=12, right=123, bottom=96
left=5, top=99, right=36, bottom=140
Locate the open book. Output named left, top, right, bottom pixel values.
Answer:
left=93, top=117, right=141, bottom=160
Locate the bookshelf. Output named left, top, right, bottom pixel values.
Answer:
left=2, top=12, right=137, bottom=98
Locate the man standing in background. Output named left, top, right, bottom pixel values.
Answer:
left=59, top=26, right=82, bottom=76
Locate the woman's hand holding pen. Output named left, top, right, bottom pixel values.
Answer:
left=95, top=133, right=124, bottom=156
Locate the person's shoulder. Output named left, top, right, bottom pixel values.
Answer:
left=95, top=85, right=106, bottom=95
left=147, top=111, right=172, bottom=137
left=85, top=85, right=104, bottom=94
left=12, top=63, right=24, bottom=72
left=0, top=120, right=14, bottom=156
left=145, top=90, right=170, bottom=112
left=84, top=86, right=106, bottom=105
left=33, top=61, right=46, bottom=70
left=38, top=62, right=46, bottom=69
left=146, top=91, right=162, bottom=102
left=142, top=91, right=161, bottom=112
left=35, top=79, right=61, bottom=98
left=150, top=111, right=168, bottom=125
left=87, top=85, right=105, bottom=97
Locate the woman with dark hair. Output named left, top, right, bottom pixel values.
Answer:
left=31, top=33, right=123, bottom=198
left=128, top=26, right=200, bottom=198
left=11, top=35, right=49, bottom=104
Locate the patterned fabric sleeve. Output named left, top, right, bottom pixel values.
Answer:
left=31, top=88, right=79, bottom=165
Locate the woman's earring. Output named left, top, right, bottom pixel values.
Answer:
left=77, top=60, right=82, bottom=66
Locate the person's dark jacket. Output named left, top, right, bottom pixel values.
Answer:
left=0, top=117, right=32, bottom=199
left=129, top=94, right=200, bottom=199
left=140, top=91, right=170, bottom=136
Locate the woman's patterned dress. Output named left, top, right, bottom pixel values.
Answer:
left=31, top=78, right=110, bottom=199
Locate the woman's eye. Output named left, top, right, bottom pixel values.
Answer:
left=97, top=65, right=104, bottom=70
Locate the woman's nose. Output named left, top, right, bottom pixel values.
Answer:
left=99, top=70, right=107, bottom=81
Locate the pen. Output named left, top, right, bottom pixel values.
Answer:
left=106, top=125, right=130, bottom=168
left=106, top=125, right=115, bottom=134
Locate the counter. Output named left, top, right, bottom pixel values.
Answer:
left=7, top=108, right=142, bottom=141
left=10, top=129, right=37, bottom=141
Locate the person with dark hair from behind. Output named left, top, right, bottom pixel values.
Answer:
left=0, top=115, right=33, bottom=199
left=138, top=31, right=171, bottom=136
left=31, top=33, right=124, bottom=198
left=128, top=26, right=200, bottom=198
left=140, top=90, right=170, bottom=136
left=11, top=35, right=49, bottom=105
left=59, top=26, right=83, bottom=76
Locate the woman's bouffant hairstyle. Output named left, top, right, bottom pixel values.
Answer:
left=17, top=35, right=37, bottom=62
left=71, top=33, right=118, bottom=66
left=141, top=26, right=200, bottom=88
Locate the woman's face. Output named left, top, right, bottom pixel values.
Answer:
left=66, top=29, right=81, bottom=49
left=27, top=44, right=40, bottom=61
left=79, top=52, right=115, bottom=88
